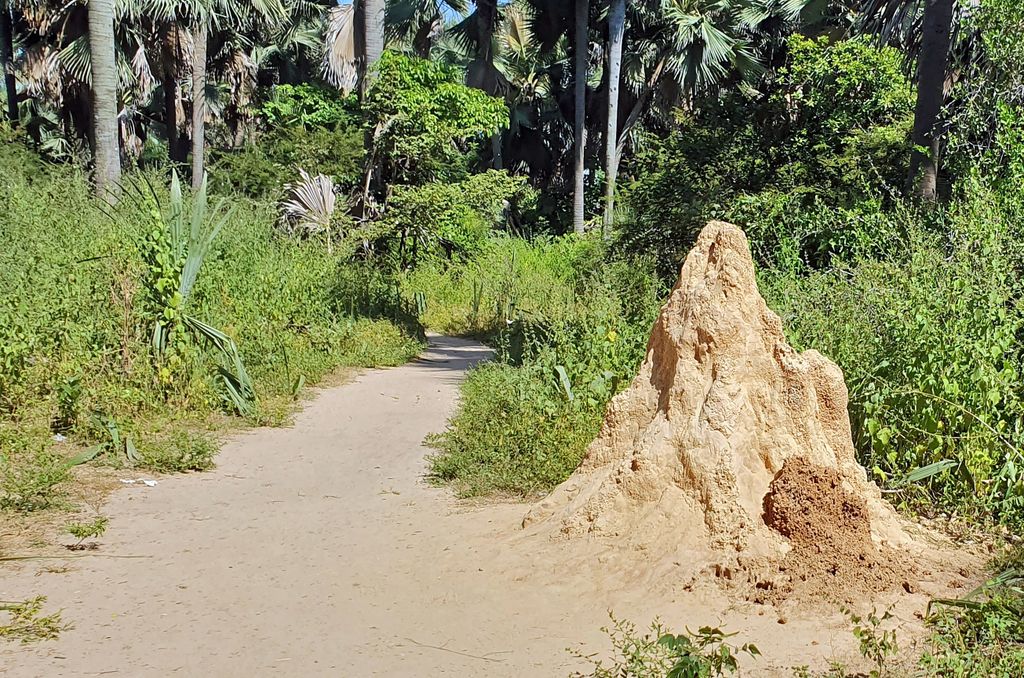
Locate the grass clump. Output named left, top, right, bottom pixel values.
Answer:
left=139, top=430, right=218, bottom=473
left=0, top=446, right=69, bottom=512
left=428, top=363, right=602, bottom=497
left=0, top=597, right=67, bottom=644
left=919, top=546, right=1024, bottom=675
left=425, top=241, right=661, bottom=498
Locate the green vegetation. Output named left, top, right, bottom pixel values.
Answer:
left=65, top=516, right=109, bottom=547
left=920, top=547, right=1024, bottom=675
left=0, top=597, right=66, bottom=644
left=571, top=615, right=760, bottom=678
left=0, top=132, right=421, bottom=513
left=421, top=237, right=661, bottom=497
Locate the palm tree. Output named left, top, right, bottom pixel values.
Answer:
left=857, top=0, right=972, bottom=201
left=323, top=0, right=387, bottom=95
left=907, top=0, right=955, bottom=200
left=387, top=0, right=467, bottom=58
left=88, top=0, right=121, bottom=201
left=191, top=23, right=207, bottom=189
left=1, top=3, right=17, bottom=124
left=365, top=0, right=385, bottom=80
left=572, top=0, right=588, bottom=234
left=602, top=0, right=625, bottom=237
left=603, top=0, right=804, bottom=189
left=190, top=0, right=287, bottom=187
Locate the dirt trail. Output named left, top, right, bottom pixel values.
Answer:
left=2, top=337, right=928, bottom=677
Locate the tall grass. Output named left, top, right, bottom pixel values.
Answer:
left=0, top=135, right=421, bottom=509
left=421, top=237, right=663, bottom=498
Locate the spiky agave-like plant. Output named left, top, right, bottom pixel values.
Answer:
left=124, top=170, right=256, bottom=416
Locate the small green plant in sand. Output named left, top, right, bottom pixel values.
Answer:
left=139, top=430, right=217, bottom=473
left=64, top=515, right=109, bottom=549
left=572, top=613, right=759, bottom=677
left=841, top=605, right=899, bottom=677
left=0, top=597, right=67, bottom=643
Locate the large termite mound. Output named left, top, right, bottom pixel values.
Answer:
left=524, top=221, right=912, bottom=594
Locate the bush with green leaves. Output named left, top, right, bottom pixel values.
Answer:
left=364, top=52, right=508, bottom=186
left=384, top=170, right=539, bottom=263
left=256, top=84, right=358, bottom=130
left=761, top=178, right=1024, bottom=527
left=209, top=125, right=364, bottom=199
left=620, top=36, right=913, bottom=276
left=425, top=237, right=661, bottom=498
left=571, top=615, right=759, bottom=678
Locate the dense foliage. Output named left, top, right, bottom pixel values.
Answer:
left=620, top=36, right=913, bottom=275
left=0, top=132, right=420, bottom=509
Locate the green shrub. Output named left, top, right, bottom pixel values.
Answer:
left=571, top=615, right=759, bottom=678
left=0, top=137, right=422, bottom=508
left=209, top=125, right=364, bottom=199
left=619, top=36, right=913, bottom=276
left=384, top=171, right=539, bottom=262
left=364, top=52, right=508, bottom=185
left=425, top=237, right=661, bottom=498
left=139, top=430, right=218, bottom=473
left=256, top=84, right=358, bottom=129
left=761, top=179, right=1024, bottom=526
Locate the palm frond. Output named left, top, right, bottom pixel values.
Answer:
left=322, top=3, right=359, bottom=92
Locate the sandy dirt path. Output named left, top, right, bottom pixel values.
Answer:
left=2, top=336, right=908, bottom=677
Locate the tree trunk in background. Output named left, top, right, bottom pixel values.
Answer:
left=602, top=0, right=625, bottom=239
left=1, top=7, right=18, bottom=125
left=491, top=134, right=503, bottom=170
left=191, top=24, right=207, bottom=190
left=161, top=25, right=183, bottom=164
left=468, top=0, right=498, bottom=91
left=573, top=0, right=588, bottom=235
left=87, top=0, right=121, bottom=202
left=363, top=0, right=385, bottom=89
left=907, top=0, right=955, bottom=201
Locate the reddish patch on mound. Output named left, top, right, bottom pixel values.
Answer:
left=743, top=458, right=915, bottom=605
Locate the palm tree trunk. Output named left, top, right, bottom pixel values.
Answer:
left=87, top=0, right=121, bottom=202
left=602, top=0, right=625, bottom=239
left=161, top=25, right=183, bottom=164
left=907, top=0, right=955, bottom=201
left=363, top=0, right=385, bottom=79
left=191, top=24, right=207, bottom=190
left=468, top=0, right=498, bottom=92
left=573, top=0, right=588, bottom=235
left=491, top=134, right=503, bottom=170
left=1, top=6, right=18, bottom=125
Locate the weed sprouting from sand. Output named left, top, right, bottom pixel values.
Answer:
left=0, top=597, right=67, bottom=644
left=571, top=613, right=759, bottom=677
left=65, top=515, right=109, bottom=549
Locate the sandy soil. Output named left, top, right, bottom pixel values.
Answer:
left=1, top=337, right=964, bottom=677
